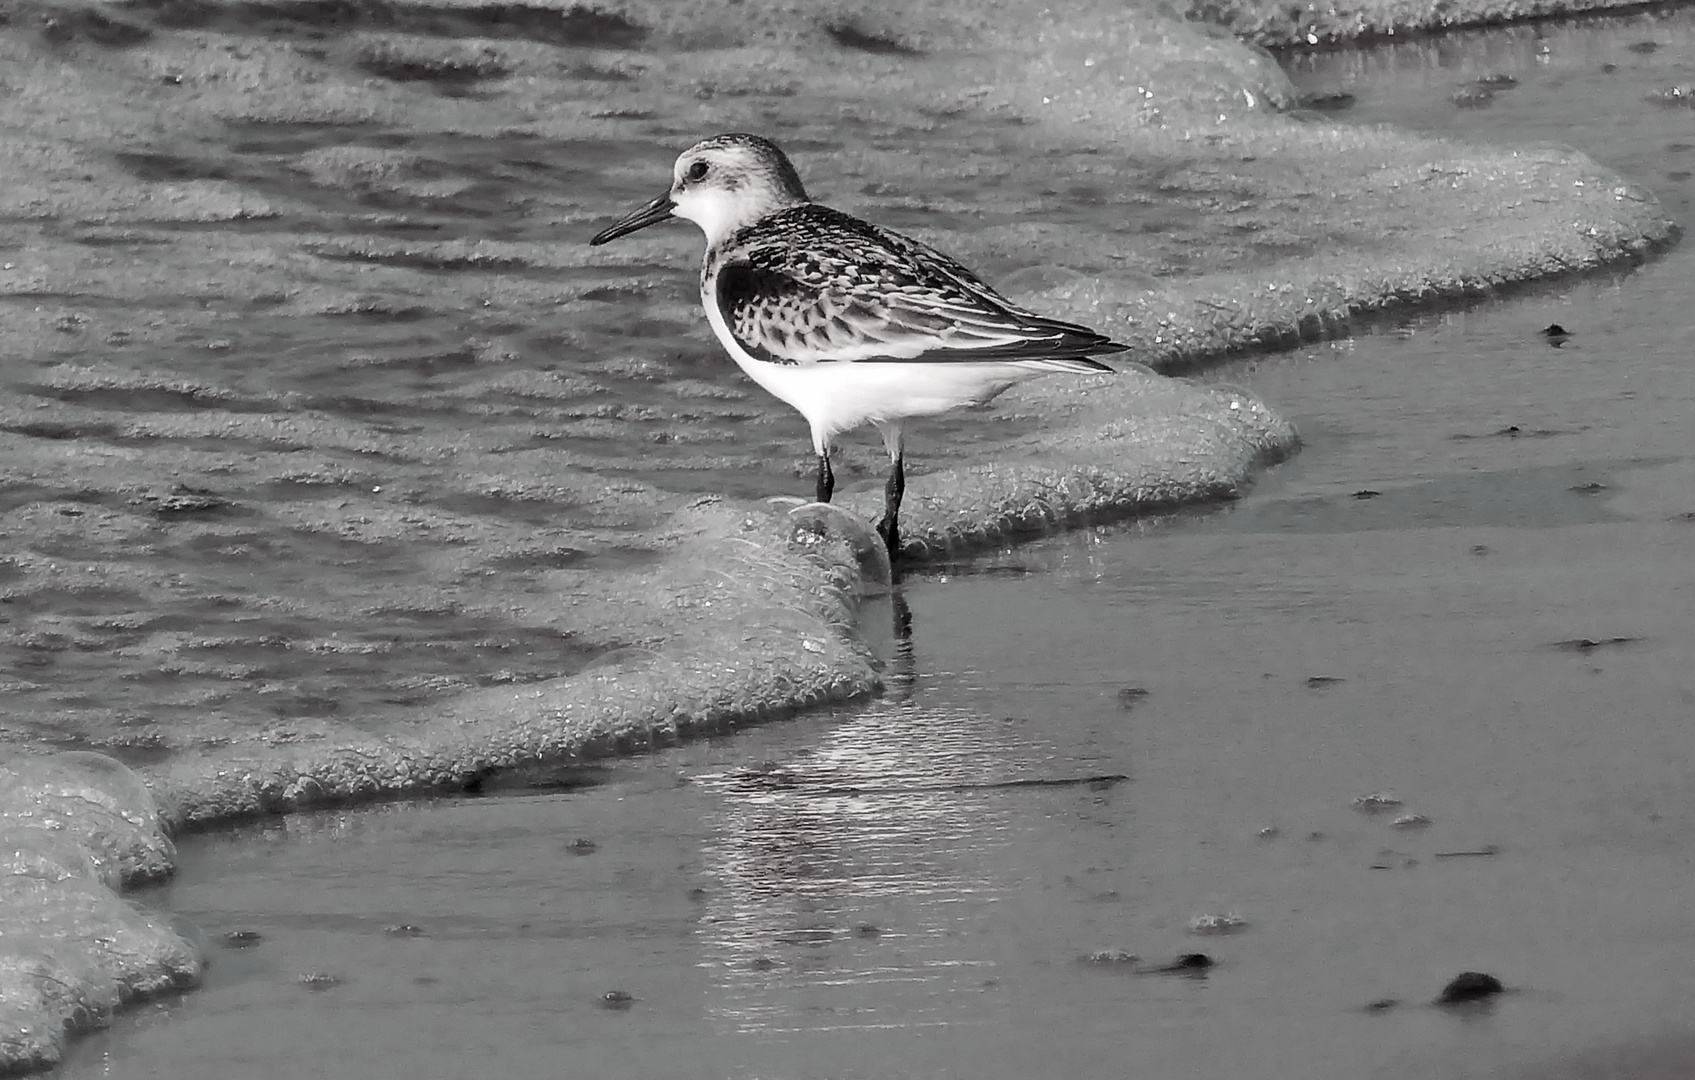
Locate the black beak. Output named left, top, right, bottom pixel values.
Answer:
left=588, top=193, right=676, bottom=246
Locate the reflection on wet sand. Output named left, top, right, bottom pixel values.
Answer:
left=691, top=588, right=1117, bottom=1039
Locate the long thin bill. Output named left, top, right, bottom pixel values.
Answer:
left=588, top=193, right=676, bottom=246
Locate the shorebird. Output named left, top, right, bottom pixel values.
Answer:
left=589, top=133, right=1125, bottom=560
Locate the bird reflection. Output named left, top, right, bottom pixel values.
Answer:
left=881, top=586, right=917, bottom=704
left=687, top=578, right=1120, bottom=1041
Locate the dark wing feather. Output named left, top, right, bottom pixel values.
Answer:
left=712, top=205, right=1126, bottom=368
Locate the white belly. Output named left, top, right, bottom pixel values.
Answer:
left=749, top=358, right=1037, bottom=442
left=702, top=285, right=1051, bottom=453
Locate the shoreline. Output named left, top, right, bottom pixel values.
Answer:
left=0, top=0, right=1685, bottom=1071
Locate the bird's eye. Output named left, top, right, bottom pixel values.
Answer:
left=685, top=160, right=710, bottom=182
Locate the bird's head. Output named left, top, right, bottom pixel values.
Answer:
left=589, top=133, right=810, bottom=248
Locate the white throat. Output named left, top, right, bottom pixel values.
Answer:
left=672, top=186, right=801, bottom=248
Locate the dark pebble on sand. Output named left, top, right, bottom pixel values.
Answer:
left=1434, top=845, right=1500, bottom=858
left=1541, top=323, right=1571, bottom=339
left=1438, top=971, right=1504, bottom=1003
left=222, top=929, right=264, bottom=948
left=1554, top=636, right=1639, bottom=652
left=566, top=838, right=598, bottom=855
left=600, top=990, right=636, bottom=1010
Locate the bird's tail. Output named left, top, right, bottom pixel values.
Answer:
left=1027, top=354, right=1120, bottom=374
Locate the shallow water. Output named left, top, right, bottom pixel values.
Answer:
left=47, top=8, right=1695, bottom=1079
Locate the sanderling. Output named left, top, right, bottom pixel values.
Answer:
left=590, top=133, right=1125, bottom=560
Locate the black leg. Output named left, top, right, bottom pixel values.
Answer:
left=815, top=451, right=834, bottom=504
left=876, top=451, right=904, bottom=560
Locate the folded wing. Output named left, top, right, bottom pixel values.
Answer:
left=713, top=208, right=1127, bottom=371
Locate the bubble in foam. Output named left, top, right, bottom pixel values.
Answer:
left=0, top=752, right=176, bottom=886
left=4, top=752, right=160, bottom=831
left=784, top=501, right=892, bottom=592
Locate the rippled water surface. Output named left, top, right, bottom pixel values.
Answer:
left=55, top=8, right=1695, bottom=1080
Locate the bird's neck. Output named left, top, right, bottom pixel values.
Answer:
left=696, top=193, right=808, bottom=250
